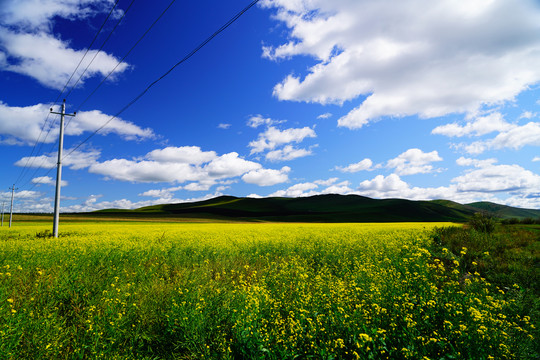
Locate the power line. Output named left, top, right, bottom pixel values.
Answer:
left=59, top=0, right=121, bottom=99
left=20, top=0, right=175, bottom=190
left=66, top=0, right=261, bottom=159
left=13, top=0, right=121, bottom=188
left=64, top=0, right=135, bottom=103
left=75, top=0, right=179, bottom=113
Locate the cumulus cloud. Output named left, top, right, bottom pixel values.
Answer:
left=432, top=112, right=514, bottom=137
left=519, top=111, right=536, bottom=119
left=452, top=164, right=540, bottom=193
left=265, top=145, right=313, bottom=162
left=356, top=161, right=540, bottom=207
left=461, top=122, right=540, bottom=154
left=335, top=158, right=373, bottom=173
left=0, top=0, right=128, bottom=89
left=15, top=147, right=101, bottom=170
left=317, top=112, right=332, bottom=119
left=138, top=189, right=175, bottom=198
left=145, top=146, right=216, bottom=164
left=89, top=159, right=201, bottom=183
left=0, top=189, right=50, bottom=212
left=218, top=123, right=231, bottom=129
left=204, top=152, right=261, bottom=178
left=455, top=157, right=497, bottom=168
left=262, top=0, right=540, bottom=129
left=247, top=115, right=283, bottom=128
left=31, top=176, right=67, bottom=186
left=356, top=174, right=492, bottom=203
left=61, top=192, right=225, bottom=213
left=533, top=156, right=540, bottom=162
left=386, top=149, right=442, bottom=175
left=249, top=126, right=316, bottom=153
left=242, top=166, right=290, bottom=186
left=0, top=102, right=154, bottom=145
left=269, top=177, right=353, bottom=197
left=0, top=0, right=116, bottom=31
left=68, top=109, right=154, bottom=141
left=87, top=146, right=288, bottom=187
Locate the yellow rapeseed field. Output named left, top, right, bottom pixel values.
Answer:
left=0, top=222, right=535, bottom=359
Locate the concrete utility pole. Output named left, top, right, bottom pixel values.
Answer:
left=9, top=185, right=17, bottom=228
left=50, top=100, right=76, bottom=238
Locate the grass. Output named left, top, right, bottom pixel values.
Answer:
left=0, top=222, right=537, bottom=359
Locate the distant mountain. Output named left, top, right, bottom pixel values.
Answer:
left=465, top=202, right=540, bottom=220
left=91, top=194, right=539, bottom=222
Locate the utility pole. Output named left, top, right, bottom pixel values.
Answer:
left=1, top=201, right=5, bottom=227
left=9, top=185, right=17, bottom=228
left=50, top=100, right=76, bottom=238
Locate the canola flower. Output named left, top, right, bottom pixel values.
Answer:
left=0, top=222, right=536, bottom=359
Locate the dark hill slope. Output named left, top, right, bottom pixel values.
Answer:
left=466, top=202, right=540, bottom=220
left=115, top=194, right=476, bottom=222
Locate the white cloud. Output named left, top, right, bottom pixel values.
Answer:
left=88, top=147, right=282, bottom=186
left=452, top=164, right=540, bottom=193
left=249, top=126, right=316, bottom=153
left=183, top=181, right=216, bottom=192
left=145, top=146, right=216, bottom=165
left=62, top=192, right=225, bottom=213
left=533, top=156, right=540, bottom=162
left=462, top=121, right=540, bottom=154
left=321, top=180, right=354, bottom=194
left=335, top=158, right=373, bottom=173
left=0, top=29, right=128, bottom=90
left=0, top=0, right=128, bottom=89
left=204, top=152, right=262, bottom=178
left=269, top=178, right=353, bottom=197
left=0, top=0, right=116, bottom=31
left=456, top=157, right=498, bottom=168
left=356, top=174, right=488, bottom=203
left=0, top=102, right=52, bottom=144
left=247, top=115, right=283, bottom=128
left=0, top=189, right=42, bottom=202
left=262, top=0, right=540, bottom=129
left=314, top=178, right=339, bottom=186
left=265, top=145, right=312, bottom=161
left=356, top=161, right=540, bottom=205
left=317, top=112, right=332, bottom=119
left=89, top=159, right=200, bottom=183
left=271, top=182, right=319, bottom=197
left=138, top=189, right=174, bottom=198
left=519, top=111, right=536, bottom=119
left=68, top=110, right=154, bottom=141
left=15, top=147, right=101, bottom=170
left=359, top=174, right=409, bottom=194
left=0, top=102, right=154, bottom=145
left=0, top=189, right=50, bottom=212
left=31, top=176, right=67, bottom=186
left=242, top=166, right=290, bottom=186
left=218, top=123, right=231, bottom=129
left=432, top=112, right=513, bottom=137
left=386, top=149, right=442, bottom=175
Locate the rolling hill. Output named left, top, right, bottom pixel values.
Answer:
left=89, top=194, right=540, bottom=223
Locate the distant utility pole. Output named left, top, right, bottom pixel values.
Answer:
left=1, top=201, right=5, bottom=227
left=50, top=100, right=76, bottom=238
left=9, top=185, right=17, bottom=228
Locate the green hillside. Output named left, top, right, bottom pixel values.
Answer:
left=466, top=201, right=540, bottom=220
left=90, top=195, right=540, bottom=223
left=92, top=195, right=472, bottom=222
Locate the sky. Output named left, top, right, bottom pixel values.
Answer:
left=0, top=0, right=539, bottom=213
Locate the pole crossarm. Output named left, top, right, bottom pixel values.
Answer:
left=50, top=99, right=76, bottom=238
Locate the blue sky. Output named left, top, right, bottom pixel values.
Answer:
left=1, top=0, right=539, bottom=213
